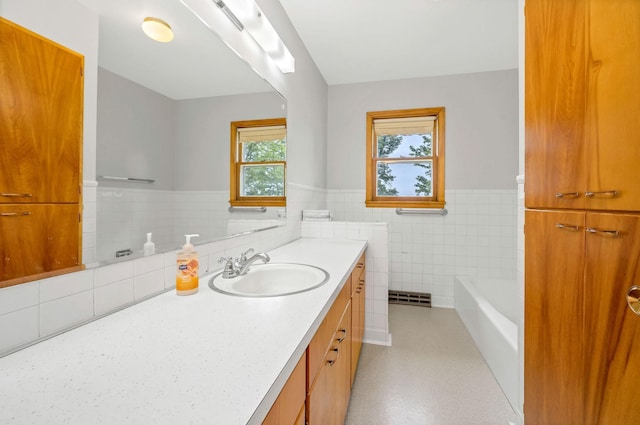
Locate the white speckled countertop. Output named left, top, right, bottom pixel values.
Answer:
left=0, top=238, right=367, bottom=425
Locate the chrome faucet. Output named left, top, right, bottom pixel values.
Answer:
left=237, top=251, right=270, bottom=275
left=218, top=249, right=270, bottom=278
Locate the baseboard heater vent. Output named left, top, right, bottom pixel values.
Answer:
left=388, top=290, right=432, bottom=307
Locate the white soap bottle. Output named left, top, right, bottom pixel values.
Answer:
left=143, top=232, right=155, bottom=256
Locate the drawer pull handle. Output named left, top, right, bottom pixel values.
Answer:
left=585, top=190, right=617, bottom=198
left=627, top=286, right=640, bottom=316
left=336, top=328, right=347, bottom=343
left=1, top=192, right=32, bottom=198
left=586, top=227, right=619, bottom=237
left=326, top=348, right=339, bottom=366
left=554, top=192, right=580, bottom=199
left=555, top=223, right=580, bottom=231
left=0, top=211, right=31, bottom=217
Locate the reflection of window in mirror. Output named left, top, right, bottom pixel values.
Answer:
left=229, top=118, right=287, bottom=207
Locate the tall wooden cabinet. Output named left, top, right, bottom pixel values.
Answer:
left=0, top=18, right=83, bottom=286
left=524, top=0, right=640, bottom=424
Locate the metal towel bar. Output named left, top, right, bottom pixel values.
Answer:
left=98, top=175, right=155, bottom=183
left=395, top=208, right=448, bottom=216
left=228, top=206, right=267, bottom=213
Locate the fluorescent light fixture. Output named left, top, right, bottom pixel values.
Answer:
left=141, top=17, right=174, bottom=43
left=212, top=0, right=244, bottom=31
left=213, top=0, right=295, bottom=73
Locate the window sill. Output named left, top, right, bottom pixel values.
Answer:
left=230, top=199, right=286, bottom=208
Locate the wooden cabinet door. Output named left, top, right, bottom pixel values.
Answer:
left=0, top=18, right=83, bottom=204
left=307, top=302, right=351, bottom=425
left=0, top=205, right=47, bottom=280
left=524, top=0, right=587, bottom=210
left=524, top=210, right=586, bottom=425
left=584, top=0, right=640, bottom=212
left=584, top=213, right=640, bottom=425
left=334, top=302, right=351, bottom=425
left=262, top=353, right=306, bottom=425
left=0, top=204, right=81, bottom=286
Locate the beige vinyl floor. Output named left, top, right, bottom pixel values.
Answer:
left=344, top=304, right=518, bottom=425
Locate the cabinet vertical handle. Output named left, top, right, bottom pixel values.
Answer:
left=627, top=286, right=640, bottom=317
left=0, top=211, right=31, bottom=217
left=585, top=190, right=618, bottom=198
left=554, top=192, right=580, bottom=199
left=585, top=227, right=619, bottom=237
left=1, top=192, right=32, bottom=198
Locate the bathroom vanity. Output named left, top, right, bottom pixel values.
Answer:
left=0, top=238, right=367, bottom=424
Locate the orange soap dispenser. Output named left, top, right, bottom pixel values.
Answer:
left=176, top=234, right=199, bottom=296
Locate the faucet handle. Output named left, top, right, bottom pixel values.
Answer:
left=239, top=248, right=254, bottom=263
left=218, top=257, right=237, bottom=278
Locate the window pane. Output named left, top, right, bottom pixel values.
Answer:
left=376, top=161, right=433, bottom=197
left=377, top=133, right=432, bottom=159
left=240, top=164, right=285, bottom=197
left=242, top=139, right=286, bottom=162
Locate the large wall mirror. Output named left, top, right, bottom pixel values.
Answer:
left=78, top=0, right=287, bottom=262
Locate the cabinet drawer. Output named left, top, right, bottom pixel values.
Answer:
left=307, top=279, right=351, bottom=388
left=350, top=254, right=365, bottom=296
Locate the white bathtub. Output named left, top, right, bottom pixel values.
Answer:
left=454, top=276, right=518, bottom=411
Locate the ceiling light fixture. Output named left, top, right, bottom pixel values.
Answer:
left=141, top=17, right=174, bottom=43
left=213, top=0, right=244, bottom=31
left=212, top=0, right=295, bottom=73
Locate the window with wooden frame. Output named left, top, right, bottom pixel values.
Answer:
left=365, top=107, right=445, bottom=209
left=229, top=118, right=286, bottom=207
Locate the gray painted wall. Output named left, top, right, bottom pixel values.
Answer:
left=96, top=68, right=285, bottom=192
left=97, top=68, right=176, bottom=190
left=327, top=70, right=519, bottom=190
left=174, top=92, right=285, bottom=191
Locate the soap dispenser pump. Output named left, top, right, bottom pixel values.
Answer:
left=143, top=232, right=155, bottom=256
left=176, top=234, right=199, bottom=296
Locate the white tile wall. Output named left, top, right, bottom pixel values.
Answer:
left=327, top=189, right=517, bottom=307
left=301, top=221, right=391, bottom=346
left=94, top=279, right=134, bottom=316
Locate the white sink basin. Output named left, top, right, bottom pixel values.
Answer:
left=208, top=263, right=330, bottom=297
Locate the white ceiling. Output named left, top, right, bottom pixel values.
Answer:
left=76, top=0, right=518, bottom=98
left=278, top=0, right=519, bottom=85
left=77, top=0, right=274, bottom=99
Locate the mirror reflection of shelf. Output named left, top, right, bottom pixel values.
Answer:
left=97, top=175, right=155, bottom=183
